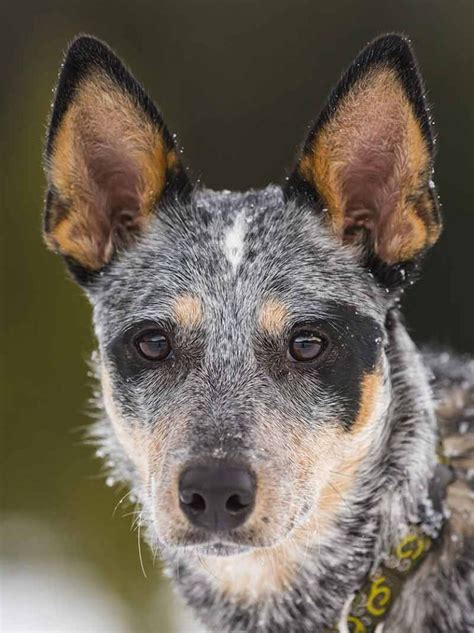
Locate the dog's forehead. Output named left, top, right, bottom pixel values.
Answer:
left=93, top=185, right=383, bottom=335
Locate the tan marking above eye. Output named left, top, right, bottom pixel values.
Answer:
left=257, top=299, right=288, bottom=335
left=172, top=294, right=203, bottom=328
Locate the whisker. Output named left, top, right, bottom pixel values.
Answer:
left=269, top=546, right=278, bottom=579
left=130, top=511, right=143, bottom=531
left=314, top=512, right=321, bottom=558
left=122, top=508, right=141, bottom=518
left=328, top=469, right=353, bottom=479
left=137, top=516, right=147, bottom=578
left=196, top=552, right=219, bottom=581
left=152, top=544, right=160, bottom=567
left=326, top=480, right=351, bottom=513
left=175, top=549, right=181, bottom=584
left=112, top=490, right=135, bottom=517
left=291, top=522, right=312, bottom=578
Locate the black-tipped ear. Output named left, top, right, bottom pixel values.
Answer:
left=44, top=35, right=191, bottom=275
left=285, top=34, right=441, bottom=266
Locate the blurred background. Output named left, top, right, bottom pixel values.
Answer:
left=1, top=0, right=473, bottom=631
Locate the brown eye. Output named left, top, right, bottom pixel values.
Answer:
left=135, top=330, right=172, bottom=361
left=288, top=331, right=326, bottom=363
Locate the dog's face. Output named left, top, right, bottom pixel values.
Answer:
left=93, top=189, right=388, bottom=553
left=43, top=35, right=441, bottom=555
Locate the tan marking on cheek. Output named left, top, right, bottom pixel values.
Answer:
left=352, top=371, right=382, bottom=433
left=316, top=447, right=370, bottom=529
left=100, top=362, right=179, bottom=488
left=100, top=364, right=151, bottom=480
left=314, top=370, right=383, bottom=529
left=155, top=460, right=196, bottom=543
left=100, top=363, right=197, bottom=546
left=257, top=299, right=288, bottom=335
left=172, top=294, right=203, bottom=328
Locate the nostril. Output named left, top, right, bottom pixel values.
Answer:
left=180, top=491, right=206, bottom=514
left=225, top=493, right=251, bottom=515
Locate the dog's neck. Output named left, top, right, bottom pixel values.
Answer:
left=164, top=313, right=443, bottom=631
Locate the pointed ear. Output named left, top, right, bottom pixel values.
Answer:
left=285, top=34, right=441, bottom=266
left=44, top=36, right=191, bottom=276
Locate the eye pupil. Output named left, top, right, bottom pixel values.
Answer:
left=289, top=331, right=325, bottom=362
left=136, top=331, right=171, bottom=361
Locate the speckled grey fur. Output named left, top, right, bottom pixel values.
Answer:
left=44, top=34, right=473, bottom=633
left=84, top=186, right=473, bottom=633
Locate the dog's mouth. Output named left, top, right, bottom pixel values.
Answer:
left=152, top=489, right=317, bottom=557
left=164, top=528, right=259, bottom=557
left=176, top=541, right=253, bottom=558
left=163, top=517, right=303, bottom=557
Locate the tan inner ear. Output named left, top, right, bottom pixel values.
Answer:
left=299, top=68, right=440, bottom=263
left=46, top=72, right=177, bottom=270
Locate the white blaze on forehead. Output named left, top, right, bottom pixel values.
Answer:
left=223, top=211, right=247, bottom=273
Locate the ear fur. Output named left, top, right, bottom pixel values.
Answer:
left=44, top=35, right=191, bottom=276
left=285, top=34, right=442, bottom=267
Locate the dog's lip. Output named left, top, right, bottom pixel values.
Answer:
left=172, top=540, right=253, bottom=557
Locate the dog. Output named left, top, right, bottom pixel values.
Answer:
left=43, top=33, right=473, bottom=632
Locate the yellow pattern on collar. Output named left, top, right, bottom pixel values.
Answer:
left=325, top=528, right=433, bottom=633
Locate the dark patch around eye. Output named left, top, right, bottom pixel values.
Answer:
left=108, top=319, right=174, bottom=378
left=311, top=304, right=384, bottom=429
left=257, top=302, right=384, bottom=430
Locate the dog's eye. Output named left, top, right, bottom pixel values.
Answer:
left=135, top=330, right=172, bottom=361
left=288, top=331, right=326, bottom=363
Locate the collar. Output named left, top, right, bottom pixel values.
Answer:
left=325, top=462, right=454, bottom=633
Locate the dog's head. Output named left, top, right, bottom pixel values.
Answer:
left=43, top=34, right=441, bottom=556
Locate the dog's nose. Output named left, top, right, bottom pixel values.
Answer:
left=179, top=463, right=255, bottom=531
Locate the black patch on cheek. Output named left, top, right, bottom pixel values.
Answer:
left=257, top=302, right=384, bottom=431
left=105, top=319, right=206, bottom=426
left=318, top=305, right=383, bottom=430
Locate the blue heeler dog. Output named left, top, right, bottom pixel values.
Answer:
left=43, top=33, right=473, bottom=632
